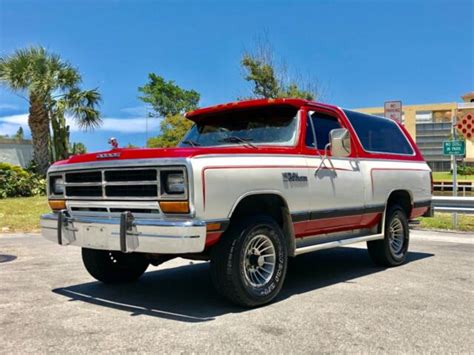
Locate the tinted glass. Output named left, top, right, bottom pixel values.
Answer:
left=343, top=110, right=413, bottom=155
left=179, top=106, right=298, bottom=147
left=306, top=112, right=341, bottom=149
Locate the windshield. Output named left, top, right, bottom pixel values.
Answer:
left=179, top=106, right=299, bottom=147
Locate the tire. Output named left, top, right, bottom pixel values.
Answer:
left=367, top=204, right=410, bottom=267
left=82, top=248, right=149, bottom=284
left=210, top=215, right=288, bottom=307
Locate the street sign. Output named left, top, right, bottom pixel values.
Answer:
left=443, top=140, right=465, bottom=155
left=384, top=101, right=402, bottom=123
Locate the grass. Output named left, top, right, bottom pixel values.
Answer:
left=0, top=196, right=473, bottom=233
left=433, top=172, right=474, bottom=181
left=0, top=195, right=49, bottom=233
left=418, top=213, right=474, bottom=232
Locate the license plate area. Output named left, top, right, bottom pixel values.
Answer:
left=81, top=224, right=109, bottom=249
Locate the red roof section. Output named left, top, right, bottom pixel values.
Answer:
left=185, top=98, right=317, bottom=120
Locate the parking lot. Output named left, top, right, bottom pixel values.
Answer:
left=0, top=229, right=472, bottom=353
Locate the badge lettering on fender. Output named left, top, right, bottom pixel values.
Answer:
left=282, top=172, right=308, bottom=183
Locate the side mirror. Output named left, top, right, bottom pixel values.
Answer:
left=329, top=128, right=351, bottom=157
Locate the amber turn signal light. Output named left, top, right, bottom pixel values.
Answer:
left=48, top=199, right=66, bottom=211
left=206, top=223, right=221, bottom=232
left=159, top=201, right=190, bottom=214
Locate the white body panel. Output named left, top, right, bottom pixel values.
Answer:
left=190, top=155, right=310, bottom=220
left=188, top=154, right=431, bottom=223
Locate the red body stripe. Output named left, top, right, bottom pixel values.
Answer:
left=410, top=207, right=429, bottom=219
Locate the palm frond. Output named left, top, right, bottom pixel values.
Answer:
left=63, top=88, right=102, bottom=130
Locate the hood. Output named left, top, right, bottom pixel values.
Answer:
left=52, top=146, right=300, bottom=166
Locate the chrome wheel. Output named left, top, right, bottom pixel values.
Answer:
left=243, top=234, right=276, bottom=288
left=388, top=216, right=405, bottom=257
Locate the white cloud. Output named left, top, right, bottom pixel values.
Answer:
left=0, top=113, right=160, bottom=135
left=100, top=117, right=160, bottom=133
left=0, top=122, right=27, bottom=136
left=0, top=103, right=19, bottom=111
left=0, top=114, right=29, bottom=136
left=120, top=105, right=151, bottom=117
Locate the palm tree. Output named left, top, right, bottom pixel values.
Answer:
left=0, top=46, right=101, bottom=175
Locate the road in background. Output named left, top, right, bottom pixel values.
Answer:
left=0, top=230, right=472, bottom=353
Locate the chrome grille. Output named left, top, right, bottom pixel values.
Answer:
left=51, top=167, right=187, bottom=200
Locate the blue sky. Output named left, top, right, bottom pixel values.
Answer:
left=0, top=0, right=472, bottom=151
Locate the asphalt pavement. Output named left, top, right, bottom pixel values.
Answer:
left=0, top=229, right=472, bottom=353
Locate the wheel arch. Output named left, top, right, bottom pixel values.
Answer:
left=227, top=191, right=296, bottom=257
left=385, top=189, right=413, bottom=218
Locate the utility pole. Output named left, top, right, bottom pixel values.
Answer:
left=452, top=110, right=458, bottom=228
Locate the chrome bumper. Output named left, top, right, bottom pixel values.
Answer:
left=40, top=211, right=207, bottom=254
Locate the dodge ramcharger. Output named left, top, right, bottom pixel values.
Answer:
left=41, top=98, right=433, bottom=307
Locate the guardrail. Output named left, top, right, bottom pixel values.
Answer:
left=432, top=196, right=474, bottom=214
left=433, top=184, right=473, bottom=197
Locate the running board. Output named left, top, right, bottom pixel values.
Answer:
left=294, top=233, right=384, bottom=256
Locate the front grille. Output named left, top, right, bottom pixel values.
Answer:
left=105, top=185, right=158, bottom=197
left=60, top=168, right=164, bottom=199
left=104, top=169, right=157, bottom=182
left=66, top=186, right=102, bottom=197
left=65, top=171, right=101, bottom=183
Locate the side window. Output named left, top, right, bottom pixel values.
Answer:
left=306, top=111, right=342, bottom=150
left=343, top=110, right=414, bottom=155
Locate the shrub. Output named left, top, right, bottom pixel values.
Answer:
left=456, top=166, right=474, bottom=176
left=0, top=163, right=46, bottom=198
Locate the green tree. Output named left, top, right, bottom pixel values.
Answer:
left=14, top=127, right=24, bottom=141
left=0, top=46, right=101, bottom=174
left=50, top=88, right=101, bottom=161
left=241, top=36, right=317, bottom=100
left=139, top=74, right=199, bottom=117
left=70, top=142, right=87, bottom=155
left=139, top=74, right=200, bottom=148
left=147, top=114, right=194, bottom=148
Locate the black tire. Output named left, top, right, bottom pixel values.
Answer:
left=81, top=248, right=149, bottom=284
left=210, top=215, right=288, bottom=307
left=367, top=204, right=410, bottom=267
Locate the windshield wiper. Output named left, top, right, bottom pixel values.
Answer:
left=219, top=136, right=257, bottom=149
left=181, top=139, right=201, bottom=147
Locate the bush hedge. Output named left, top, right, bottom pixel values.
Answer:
left=457, top=166, right=474, bottom=176
left=0, top=162, right=46, bottom=198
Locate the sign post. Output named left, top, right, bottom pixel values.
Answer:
left=442, top=114, right=465, bottom=229
left=451, top=112, right=459, bottom=228
left=384, top=101, right=403, bottom=123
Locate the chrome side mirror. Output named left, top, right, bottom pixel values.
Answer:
left=329, top=128, right=351, bottom=157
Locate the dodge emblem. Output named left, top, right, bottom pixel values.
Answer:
left=96, top=152, right=121, bottom=159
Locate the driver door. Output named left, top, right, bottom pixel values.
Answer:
left=304, top=109, right=365, bottom=235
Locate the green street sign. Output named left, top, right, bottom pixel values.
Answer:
left=443, top=140, right=465, bottom=156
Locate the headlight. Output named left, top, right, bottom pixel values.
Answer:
left=51, top=177, right=65, bottom=194
left=163, top=171, right=185, bottom=194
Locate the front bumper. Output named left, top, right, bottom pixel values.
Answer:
left=40, top=211, right=207, bottom=254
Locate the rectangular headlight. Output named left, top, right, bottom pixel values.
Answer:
left=51, top=176, right=65, bottom=195
left=162, top=171, right=185, bottom=194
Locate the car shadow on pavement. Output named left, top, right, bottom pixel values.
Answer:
left=52, top=247, right=433, bottom=323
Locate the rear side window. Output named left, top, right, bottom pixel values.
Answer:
left=343, top=110, right=413, bottom=155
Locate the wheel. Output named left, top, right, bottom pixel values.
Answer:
left=210, top=215, right=288, bottom=307
left=81, top=248, right=149, bottom=283
left=367, top=204, right=410, bottom=267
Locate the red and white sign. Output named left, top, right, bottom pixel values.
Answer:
left=384, top=101, right=403, bottom=123
left=457, top=112, right=474, bottom=140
